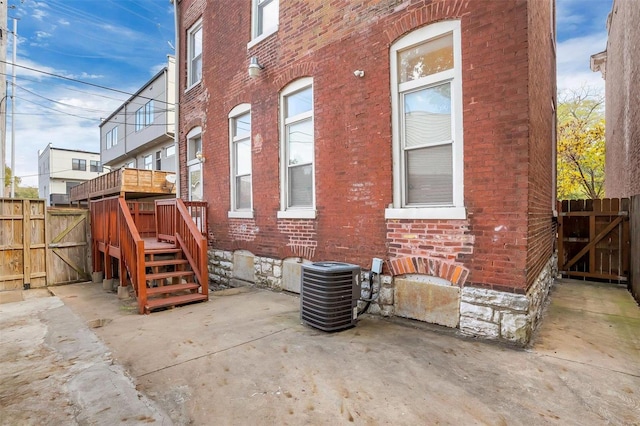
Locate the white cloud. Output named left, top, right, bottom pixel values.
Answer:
left=556, top=32, right=607, bottom=93
left=58, top=19, right=70, bottom=26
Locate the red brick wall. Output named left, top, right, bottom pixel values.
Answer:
left=525, top=0, right=556, bottom=288
left=604, top=0, right=640, bottom=198
left=177, top=0, right=554, bottom=292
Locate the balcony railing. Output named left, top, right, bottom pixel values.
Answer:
left=70, top=168, right=176, bottom=202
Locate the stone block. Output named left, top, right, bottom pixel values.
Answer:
left=233, top=252, right=255, bottom=283
left=459, top=302, right=493, bottom=322
left=461, top=287, right=529, bottom=312
left=394, top=278, right=460, bottom=328
left=378, top=286, right=394, bottom=305
left=281, top=260, right=303, bottom=294
left=500, top=312, right=531, bottom=345
left=459, top=316, right=499, bottom=339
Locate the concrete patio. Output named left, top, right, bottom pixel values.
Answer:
left=1, top=278, right=638, bottom=425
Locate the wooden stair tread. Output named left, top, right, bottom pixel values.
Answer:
left=147, top=282, right=199, bottom=296
left=146, top=270, right=194, bottom=280
left=145, top=248, right=181, bottom=255
left=146, top=293, right=208, bottom=311
left=146, top=259, right=189, bottom=267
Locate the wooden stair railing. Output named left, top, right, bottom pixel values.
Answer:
left=155, top=199, right=208, bottom=298
left=117, top=198, right=147, bottom=314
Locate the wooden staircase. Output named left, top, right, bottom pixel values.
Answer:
left=91, top=197, right=209, bottom=314
left=143, top=245, right=207, bottom=313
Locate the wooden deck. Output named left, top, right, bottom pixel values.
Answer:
left=70, top=168, right=176, bottom=202
left=142, top=237, right=176, bottom=251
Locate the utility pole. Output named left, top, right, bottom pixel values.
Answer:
left=9, top=15, right=15, bottom=198
left=0, top=0, right=7, bottom=195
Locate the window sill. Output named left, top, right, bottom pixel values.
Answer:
left=185, top=81, right=201, bottom=94
left=277, top=209, right=316, bottom=220
left=228, top=211, right=254, bottom=219
left=247, top=27, right=278, bottom=50
left=385, top=206, right=467, bottom=220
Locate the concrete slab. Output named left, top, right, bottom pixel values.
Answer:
left=41, top=280, right=640, bottom=425
left=532, top=279, right=640, bottom=377
left=0, top=292, right=172, bottom=425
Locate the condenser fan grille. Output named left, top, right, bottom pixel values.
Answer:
left=301, top=262, right=361, bottom=331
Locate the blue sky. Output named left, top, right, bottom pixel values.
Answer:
left=6, top=0, right=612, bottom=187
left=6, top=0, right=175, bottom=187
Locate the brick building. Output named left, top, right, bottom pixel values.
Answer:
left=590, top=0, right=640, bottom=199
left=175, top=0, right=557, bottom=345
left=590, top=0, right=640, bottom=302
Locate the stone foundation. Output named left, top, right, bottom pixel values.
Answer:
left=459, top=253, right=557, bottom=345
left=208, top=249, right=557, bottom=345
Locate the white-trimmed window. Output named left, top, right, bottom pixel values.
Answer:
left=105, top=127, right=118, bottom=149
left=187, top=20, right=203, bottom=88
left=386, top=20, right=465, bottom=220
left=250, top=0, right=278, bottom=45
left=228, top=104, right=253, bottom=217
left=187, top=127, right=203, bottom=201
left=278, top=78, right=315, bottom=219
left=166, top=145, right=175, bottom=158
left=143, top=154, right=153, bottom=170
left=135, top=100, right=154, bottom=131
left=90, top=160, right=102, bottom=173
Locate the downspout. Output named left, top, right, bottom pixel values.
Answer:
left=171, top=0, right=181, bottom=198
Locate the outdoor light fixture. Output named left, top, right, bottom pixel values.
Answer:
left=248, top=56, right=264, bottom=78
left=196, top=151, right=205, bottom=163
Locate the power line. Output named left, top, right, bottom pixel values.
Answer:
left=0, top=60, right=176, bottom=106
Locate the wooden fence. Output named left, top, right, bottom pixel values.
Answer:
left=557, top=198, right=630, bottom=283
left=0, top=199, right=90, bottom=291
left=631, top=195, right=639, bottom=302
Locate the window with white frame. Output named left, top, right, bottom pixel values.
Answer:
left=143, top=154, right=153, bottom=170
left=386, top=21, right=465, bottom=220
left=165, top=145, right=175, bottom=158
left=187, top=20, right=203, bottom=88
left=229, top=104, right=252, bottom=216
left=125, top=160, right=136, bottom=168
left=90, top=160, right=102, bottom=173
left=135, top=100, right=154, bottom=131
left=105, top=127, right=118, bottom=149
left=278, top=78, right=314, bottom=218
left=251, top=0, right=278, bottom=41
left=187, top=127, right=203, bottom=201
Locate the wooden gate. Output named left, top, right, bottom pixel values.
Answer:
left=47, top=208, right=91, bottom=284
left=0, top=199, right=90, bottom=290
left=557, top=198, right=630, bottom=282
left=0, top=199, right=47, bottom=290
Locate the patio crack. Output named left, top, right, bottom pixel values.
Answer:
left=136, top=327, right=290, bottom=378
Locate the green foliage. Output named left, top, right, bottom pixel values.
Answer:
left=557, top=88, right=605, bottom=200
left=15, top=186, right=39, bottom=199
left=4, top=165, right=21, bottom=187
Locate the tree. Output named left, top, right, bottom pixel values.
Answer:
left=15, top=186, right=39, bottom=199
left=3, top=165, right=21, bottom=188
left=556, top=87, right=605, bottom=200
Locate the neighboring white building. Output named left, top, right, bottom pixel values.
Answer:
left=100, top=56, right=176, bottom=172
left=38, top=144, right=106, bottom=206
